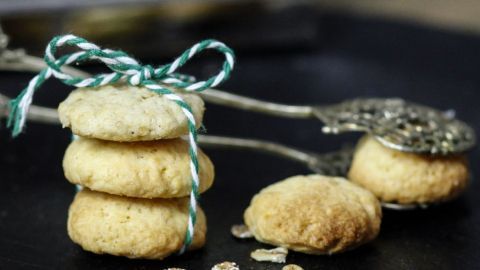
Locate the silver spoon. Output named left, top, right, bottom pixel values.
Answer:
left=0, top=47, right=474, bottom=155
left=200, top=89, right=475, bottom=155
left=0, top=27, right=474, bottom=155
left=0, top=92, right=421, bottom=210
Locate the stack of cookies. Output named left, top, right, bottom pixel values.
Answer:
left=58, top=85, right=215, bottom=259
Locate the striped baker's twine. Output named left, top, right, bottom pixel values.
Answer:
left=7, top=34, right=235, bottom=253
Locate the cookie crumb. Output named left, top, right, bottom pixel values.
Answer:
left=282, top=264, right=304, bottom=270
left=231, top=224, right=253, bottom=239
left=250, top=247, right=288, bottom=263
left=212, top=261, right=240, bottom=270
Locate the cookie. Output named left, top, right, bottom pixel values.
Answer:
left=348, top=136, right=469, bottom=204
left=58, top=84, right=205, bottom=141
left=63, top=137, right=214, bottom=198
left=244, top=175, right=381, bottom=254
left=67, top=189, right=207, bottom=259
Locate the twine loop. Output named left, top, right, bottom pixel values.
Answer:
left=7, top=34, right=235, bottom=253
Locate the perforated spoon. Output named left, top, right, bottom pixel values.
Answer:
left=200, top=89, right=475, bottom=155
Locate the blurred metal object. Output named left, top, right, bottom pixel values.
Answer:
left=200, top=89, right=476, bottom=155
left=0, top=92, right=59, bottom=124
left=0, top=27, right=89, bottom=78
left=314, top=0, right=480, bottom=35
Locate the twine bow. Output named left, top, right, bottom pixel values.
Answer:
left=7, top=34, right=235, bottom=253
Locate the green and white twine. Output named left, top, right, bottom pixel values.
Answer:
left=7, top=34, right=235, bottom=253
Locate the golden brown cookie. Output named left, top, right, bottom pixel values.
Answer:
left=58, top=85, right=204, bottom=141
left=244, top=175, right=382, bottom=254
left=67, top=189, right=207, bottom=259
left=348, top=136, right=469, bottom=204
left=63, top=137, right=214, bottom=198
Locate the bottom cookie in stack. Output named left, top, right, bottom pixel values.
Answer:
left=62, top=137, right=215, bottom=259
left=68, top=189, right=207, bottom=259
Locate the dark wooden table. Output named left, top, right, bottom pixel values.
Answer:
left=1, top=11, right=479, bottom=270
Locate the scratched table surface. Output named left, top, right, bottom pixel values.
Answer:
left=1, top=11, right=480, bottom=270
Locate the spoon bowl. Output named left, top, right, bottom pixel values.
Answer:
left=312, top=98, right=476, bottom=155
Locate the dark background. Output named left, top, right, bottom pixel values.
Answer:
left=0, top=3, right=479, bottom=269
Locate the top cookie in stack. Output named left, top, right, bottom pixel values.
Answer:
left=58, top=84, right=205, bottom=142
left=58, top=84, right=214, bottom=259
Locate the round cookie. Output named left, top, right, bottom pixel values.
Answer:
left=58, top=84, right=205, bottom=141
left=68, top=189, right=207, bottom=259
left=63, top=137, right=214, bottom=198
left=244, top=175, right=382, bottom=255
left=348, top=136, right=469, bottom=204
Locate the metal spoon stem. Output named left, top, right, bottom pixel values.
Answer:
left=200, top=88, right=313, bottom=118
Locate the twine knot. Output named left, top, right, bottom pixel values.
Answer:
left=128, top=64, right=155, bottom=85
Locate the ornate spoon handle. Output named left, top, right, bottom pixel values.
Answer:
left=200, top=88, right=314, bottom=118
left=0, top=47, right=315, bottom=119
left=197, top=134, right=315, bottom=164
left=0, top=49, right=90, bottom=78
